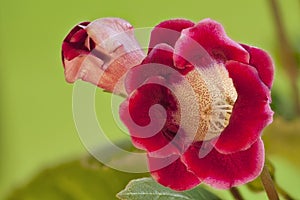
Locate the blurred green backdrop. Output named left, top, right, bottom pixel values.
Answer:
left=1, top=0, right=300, bottom=199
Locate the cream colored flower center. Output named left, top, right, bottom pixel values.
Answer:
left=175, top=63, right=237, bottom=142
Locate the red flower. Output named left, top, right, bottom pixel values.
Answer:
left=119, top=19, right=274, bottom=190
left=61, top=18, right=274, bottom=191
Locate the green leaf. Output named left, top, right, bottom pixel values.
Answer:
left=117, top=178, right=221, bottom=200
left=6, top=142, right=149, bottom=200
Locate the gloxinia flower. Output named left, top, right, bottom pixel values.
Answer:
left=61, top=18, right=274, bottom=191
left=119, top=18, right=274, bottom=190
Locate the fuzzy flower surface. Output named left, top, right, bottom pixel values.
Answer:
left=61, top=18, right=274, bottom=191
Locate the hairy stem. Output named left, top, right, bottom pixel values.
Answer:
left=260, top=165, right=280, bottom=200
left=268, top=0, right=300, bottom=115
left=229, top=187, right=244, bottom=200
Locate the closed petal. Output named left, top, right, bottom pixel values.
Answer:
left=182, top=139, right=264, bottom=189
left=61, top=18, right=144, bottom=95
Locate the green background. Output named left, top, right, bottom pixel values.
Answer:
left=1, top=0, right=300, bottom=199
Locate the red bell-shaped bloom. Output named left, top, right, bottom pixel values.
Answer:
left=119, top=18, right=274, bottom=190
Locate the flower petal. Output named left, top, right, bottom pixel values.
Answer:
left=120, top=80, right=182, bottom=156
left=182, top=138, right=264, bottom=189
left=125, top=43, right=191, bottom=95
left=148, top=154, right=201, bottom=191
left=143, top=43, right=175, bottom=66
left=125, top=43, right=174, bottom=94
left=214, top=61, right=273, bottom=153
left=174, top=18, right=249, bottom=69
left=241, top=44, right=274, bottom=88
left=148, top=19, right=195, bottom=53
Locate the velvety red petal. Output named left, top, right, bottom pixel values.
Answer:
left=182, top=138, right=264, bottom=189
left=125, top=44, right=174, bottom=94
left=143, top=43, right=175, bottom=66
left=241, top=44, right=274, bottom=88
left=148, top=19, right=195, bottom=53
left=214, top=61, right=273, bottom=153
left=174, top=18, right=249, bottom=69
left=120, top=81, right=182, bottom=156
left=173, top=31, right=214, bottom=70
left=125, top=43, right=189, bottom=95
left=148, top=154, right=201, bottom=191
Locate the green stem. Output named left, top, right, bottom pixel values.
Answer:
left=260, top=165, right=280, bottom=200
left=229, top=187, right=244, bottom=200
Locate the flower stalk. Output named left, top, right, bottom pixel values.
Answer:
left=229, top=187, right=244, bottom=200
left=260, top=165, right=279, bottom=200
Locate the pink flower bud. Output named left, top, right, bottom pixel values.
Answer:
left=62, top=18, right=145, bottom=95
